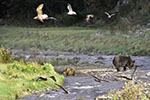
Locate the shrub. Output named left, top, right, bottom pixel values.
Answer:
left=109, top=81, right=149, bottom=100
left=10, top=61, right=55, bottom=74
left=11, top=61, right=39, bottom=73
left=0, top=48, right=14, bottom=63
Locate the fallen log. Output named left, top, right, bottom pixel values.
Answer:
left=49, top=76, right=57, bottom=82
left=49, top=76, right=69, bottom=94
left=55, top=83, right=69, bottom=94
left=131, top=65, right=138, bottom=79
left=116, top=65, right=138, bottom=80
left=36, top=76, right=48, bottom=81
left=116, top=76, right=132, bottom=80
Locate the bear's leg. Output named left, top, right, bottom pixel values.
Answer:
left=116, top=67, right=120, bottom=72
left=73, top=72, right=75, bottom=76
left=123, top=66, right=127, bottom=71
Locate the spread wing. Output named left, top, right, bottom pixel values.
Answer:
left=105, top=12, right=110, bottom=16
left=110, top=14, right=115, bottom=17
left=48, top=17, right=57, bottom=21
left=36, top=4, right=44, bottom=15
left=67, top=3, right=73, bottom=11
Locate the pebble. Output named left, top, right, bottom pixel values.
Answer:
left=146, top=72, right=150, bottom=76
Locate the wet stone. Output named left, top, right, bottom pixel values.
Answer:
left=146, top=72, right=150, bottom=76
left=95, top=95, right=111, bottom=100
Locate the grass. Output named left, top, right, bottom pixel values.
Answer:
left=0, top=61, right=64, bottom=100
left=0, top=26, right=150, bottom=56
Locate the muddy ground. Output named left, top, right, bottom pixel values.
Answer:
left=16, top=51, right=150, bottom=100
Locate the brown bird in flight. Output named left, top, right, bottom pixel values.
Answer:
left=34, top=4, right=57, bottom=23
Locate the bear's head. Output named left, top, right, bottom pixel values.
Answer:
left=128, top=56, right=135, bottom=69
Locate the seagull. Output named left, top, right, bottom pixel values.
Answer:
left=67, top=3, right=77, bottom=15
left=47, top=17, right=57, bottom=21
left=34, top=4, right=57, bottom=23
left=105, top=12, right=115, bottom=18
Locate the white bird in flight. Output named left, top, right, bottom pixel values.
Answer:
left=67, top=3, right=77, bottom=15
left=105, top=12, right=115, bottom=18
left=34, top=4, right=57, bottom=23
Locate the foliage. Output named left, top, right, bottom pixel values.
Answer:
left=9, top=61, right=57, bottom=74
left=0, top=48, right=14, bottom=63
left=1, top=0, right=150, bottom=26
left=109, top=81, right=149, bottom=100
left=0, top=61, right=64, bottom=100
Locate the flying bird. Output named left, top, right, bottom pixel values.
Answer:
left=67, top=3, right=77, bottom=15
left=86, top=14, right=94, bottom=24
left=47, top=17, right=57, bottom=21
left=105, top=12, right=115, bottom=18
left=34, top=4, right=57, bottom=23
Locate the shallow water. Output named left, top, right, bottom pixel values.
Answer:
left=18, top=54, right=150, bottom=100
left=27, top=54, right=150, bottom=70
left=18, top=76, right=124, bottom=100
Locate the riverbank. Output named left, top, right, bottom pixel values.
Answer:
left=1, top=48, right=150, bottom=100
left=18, top=56, right=150, bottom=100
left=13, top=49, right=150, bottom=100
left=0, top=59, right=64, bottom=100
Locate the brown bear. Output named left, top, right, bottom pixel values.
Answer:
left=113, top=55, right=135, bottom=72
left=63, top=68, right=75, bottom=76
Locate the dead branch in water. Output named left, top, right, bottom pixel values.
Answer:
left=49, top=76, right=69, bottom=94
left=131, top=65, right=138, bottom=79
left=116, top=76, right=132, bottom=80
left=36, top=76, right=69, bottom=94
left=55, top=83, right=69, bottom=94
left=90, top=74, right=109, bottom=82
left=117, top=65, right=138, bottom=80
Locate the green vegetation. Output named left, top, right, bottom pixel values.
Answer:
left=109, top=81, right=149, bottom=100
left=0, top=26, right=150, bottom=56
left=0, top=49, right=64, bottom=100
left=0, top=48, right=14, bottom=63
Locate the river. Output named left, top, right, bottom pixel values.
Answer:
left=18, top=54, right=150, bottom=100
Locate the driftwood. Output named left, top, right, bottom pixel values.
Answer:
left=117, top=65, right=138, bottom=80
left=36, top=76, right=48, bottom=81
left=49, top=76, right=57, bottom=82
left=49, top=76, right=69, bottom=94
left=55, top=83, right=69, bottom=94
left=36, top=76, right=57, bottom=82
left=36, top=76, right=69, bottom=94
left=116, top=76, right=132, bottom=80
left=131, top=65, right=138, bottom=79
left=90, top=74, right=109, bottom=82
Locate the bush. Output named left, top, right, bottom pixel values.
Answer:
left=0, top=48, right=14, bottom=63
left=109, top=81, right=149, bottom=100
left=10, top=61, right=55, bottom=74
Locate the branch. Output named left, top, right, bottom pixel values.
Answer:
left=90, top=74, right=109, bottom=82
left=131, top=65, right=138, bottom=79
left=55, top=83, right=69, bottom=94
left=116, top=75, right=132, bottom=80
left=116, top=65, right=138, bottom=80
left=36, top=76, right=48, bottom=81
